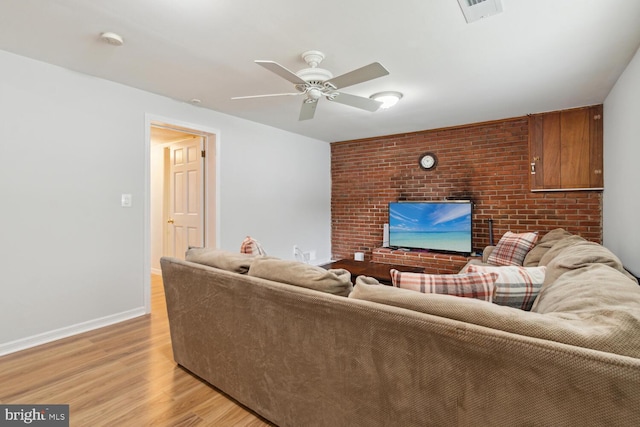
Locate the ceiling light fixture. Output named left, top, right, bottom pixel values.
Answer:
left=100, top=32, right=124, bottom=46
left=370, top=91, right=403, bottom=109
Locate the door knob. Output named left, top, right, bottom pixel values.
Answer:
left=167, top=218, right=175, bottom=224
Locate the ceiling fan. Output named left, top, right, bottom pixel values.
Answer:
left=232, top=50, right=390, bottom=121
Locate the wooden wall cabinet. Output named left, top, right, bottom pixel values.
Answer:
left=529, top=105, right=603, bottom=191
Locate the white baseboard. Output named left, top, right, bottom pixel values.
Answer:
left=151, top=267, right=162, bottom=275
left=0, top=307, right=146, bottom=357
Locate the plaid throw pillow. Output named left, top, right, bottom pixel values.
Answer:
left=390, top=269, right=497, bottom=302
left=487, top=231, right=538, bottom=266
left=467, top=265, right=546, bottom=310
left=240, top=236, right=266, bottom=256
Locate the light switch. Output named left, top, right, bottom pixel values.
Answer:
left=121, top=193, right=132, bottom=208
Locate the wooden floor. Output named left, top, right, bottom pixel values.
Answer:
left=0, top=275, right=274, bottom=427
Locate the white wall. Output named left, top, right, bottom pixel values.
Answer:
left=0, top=49, right=331, bottom=354
left=603, top=46, right=640, bottom=276
left=218, top=118, right=332, bottom=261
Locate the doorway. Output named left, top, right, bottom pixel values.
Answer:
left=146, top=118, right=219, bottom=309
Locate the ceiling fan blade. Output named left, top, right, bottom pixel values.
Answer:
left=299, top=100, right=317, bottom=121
left=329, top=92, right=383, bottom=112
left=327, top=62, right=389, bottom=89
left=231, top=92, right=301, bottom=100
left=256, top=60, right=308, bottom=85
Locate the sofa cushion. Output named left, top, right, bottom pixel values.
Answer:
left=531, top=239, right=638, bottom=312
left=541, top=240, right=634, bottom=289
left=240, top=235, right=267, bottom=256
left=534, top=263, right=640, bottom=314
left=523, top=228, right=573, bottom=267
left=248, top=257, right=352, bottom=296
left=537, top=235, right=586, bottom=267
left=531, top=263, right=640, bottom=357
left=487, top=231, right=538, bottom=266
left=389, top=269, right=497, bottom=302
left=185, top=247, right=258, bottom=274
left=351, top=273, right=640, bottom=358
left=466, top=265, right=546, bottom=310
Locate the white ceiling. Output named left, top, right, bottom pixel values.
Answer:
left=1, top=0, right=639, bottom=142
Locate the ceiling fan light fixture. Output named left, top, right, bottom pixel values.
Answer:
left=370, top=91, right=403, bottom=109
left=233, top=51, right=391, bottom=120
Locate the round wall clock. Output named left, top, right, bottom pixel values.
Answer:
left=419, top=152, right=438, bottom=170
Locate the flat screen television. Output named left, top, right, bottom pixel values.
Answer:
left=388, top=201, right=473, bottom=254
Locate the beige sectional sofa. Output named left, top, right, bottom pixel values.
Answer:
left=160, top=230, right=640, bottom=426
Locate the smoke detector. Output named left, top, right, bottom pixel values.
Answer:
left=100, top=32, right=124, bottom=46
left=457, top=0, right=503, bottom=23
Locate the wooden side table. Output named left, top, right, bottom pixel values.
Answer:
left=320, top=259, right=424, bottom=285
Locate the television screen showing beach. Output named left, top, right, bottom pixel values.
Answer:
left=389, top=202, right=472, bottom=253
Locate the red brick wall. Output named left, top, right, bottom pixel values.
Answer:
left=373, top=248, right=473, bottom=274
left=330, top=116, right=602, bottom=262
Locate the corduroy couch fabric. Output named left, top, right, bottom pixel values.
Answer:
left=161, top=238, right=640, bottom=426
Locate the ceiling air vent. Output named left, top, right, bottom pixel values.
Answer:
left=457, top=0, right=503, bottom=23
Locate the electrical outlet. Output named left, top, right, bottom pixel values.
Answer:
left=294, top=245, right=315, bottom=263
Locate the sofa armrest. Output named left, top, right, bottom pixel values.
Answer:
left=482, top=246, right=496, bottom=263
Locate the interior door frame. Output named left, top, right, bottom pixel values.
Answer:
left=144, top=114, right=221, bottom=313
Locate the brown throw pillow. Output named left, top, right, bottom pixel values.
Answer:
left=248, top=258, right=352, bottom=296
left=185, top=247, right=257, bottom=274
left=523, top=228, right=573, bottom=267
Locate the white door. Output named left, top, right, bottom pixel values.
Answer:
left=167, top=137, right=204, bottom=258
